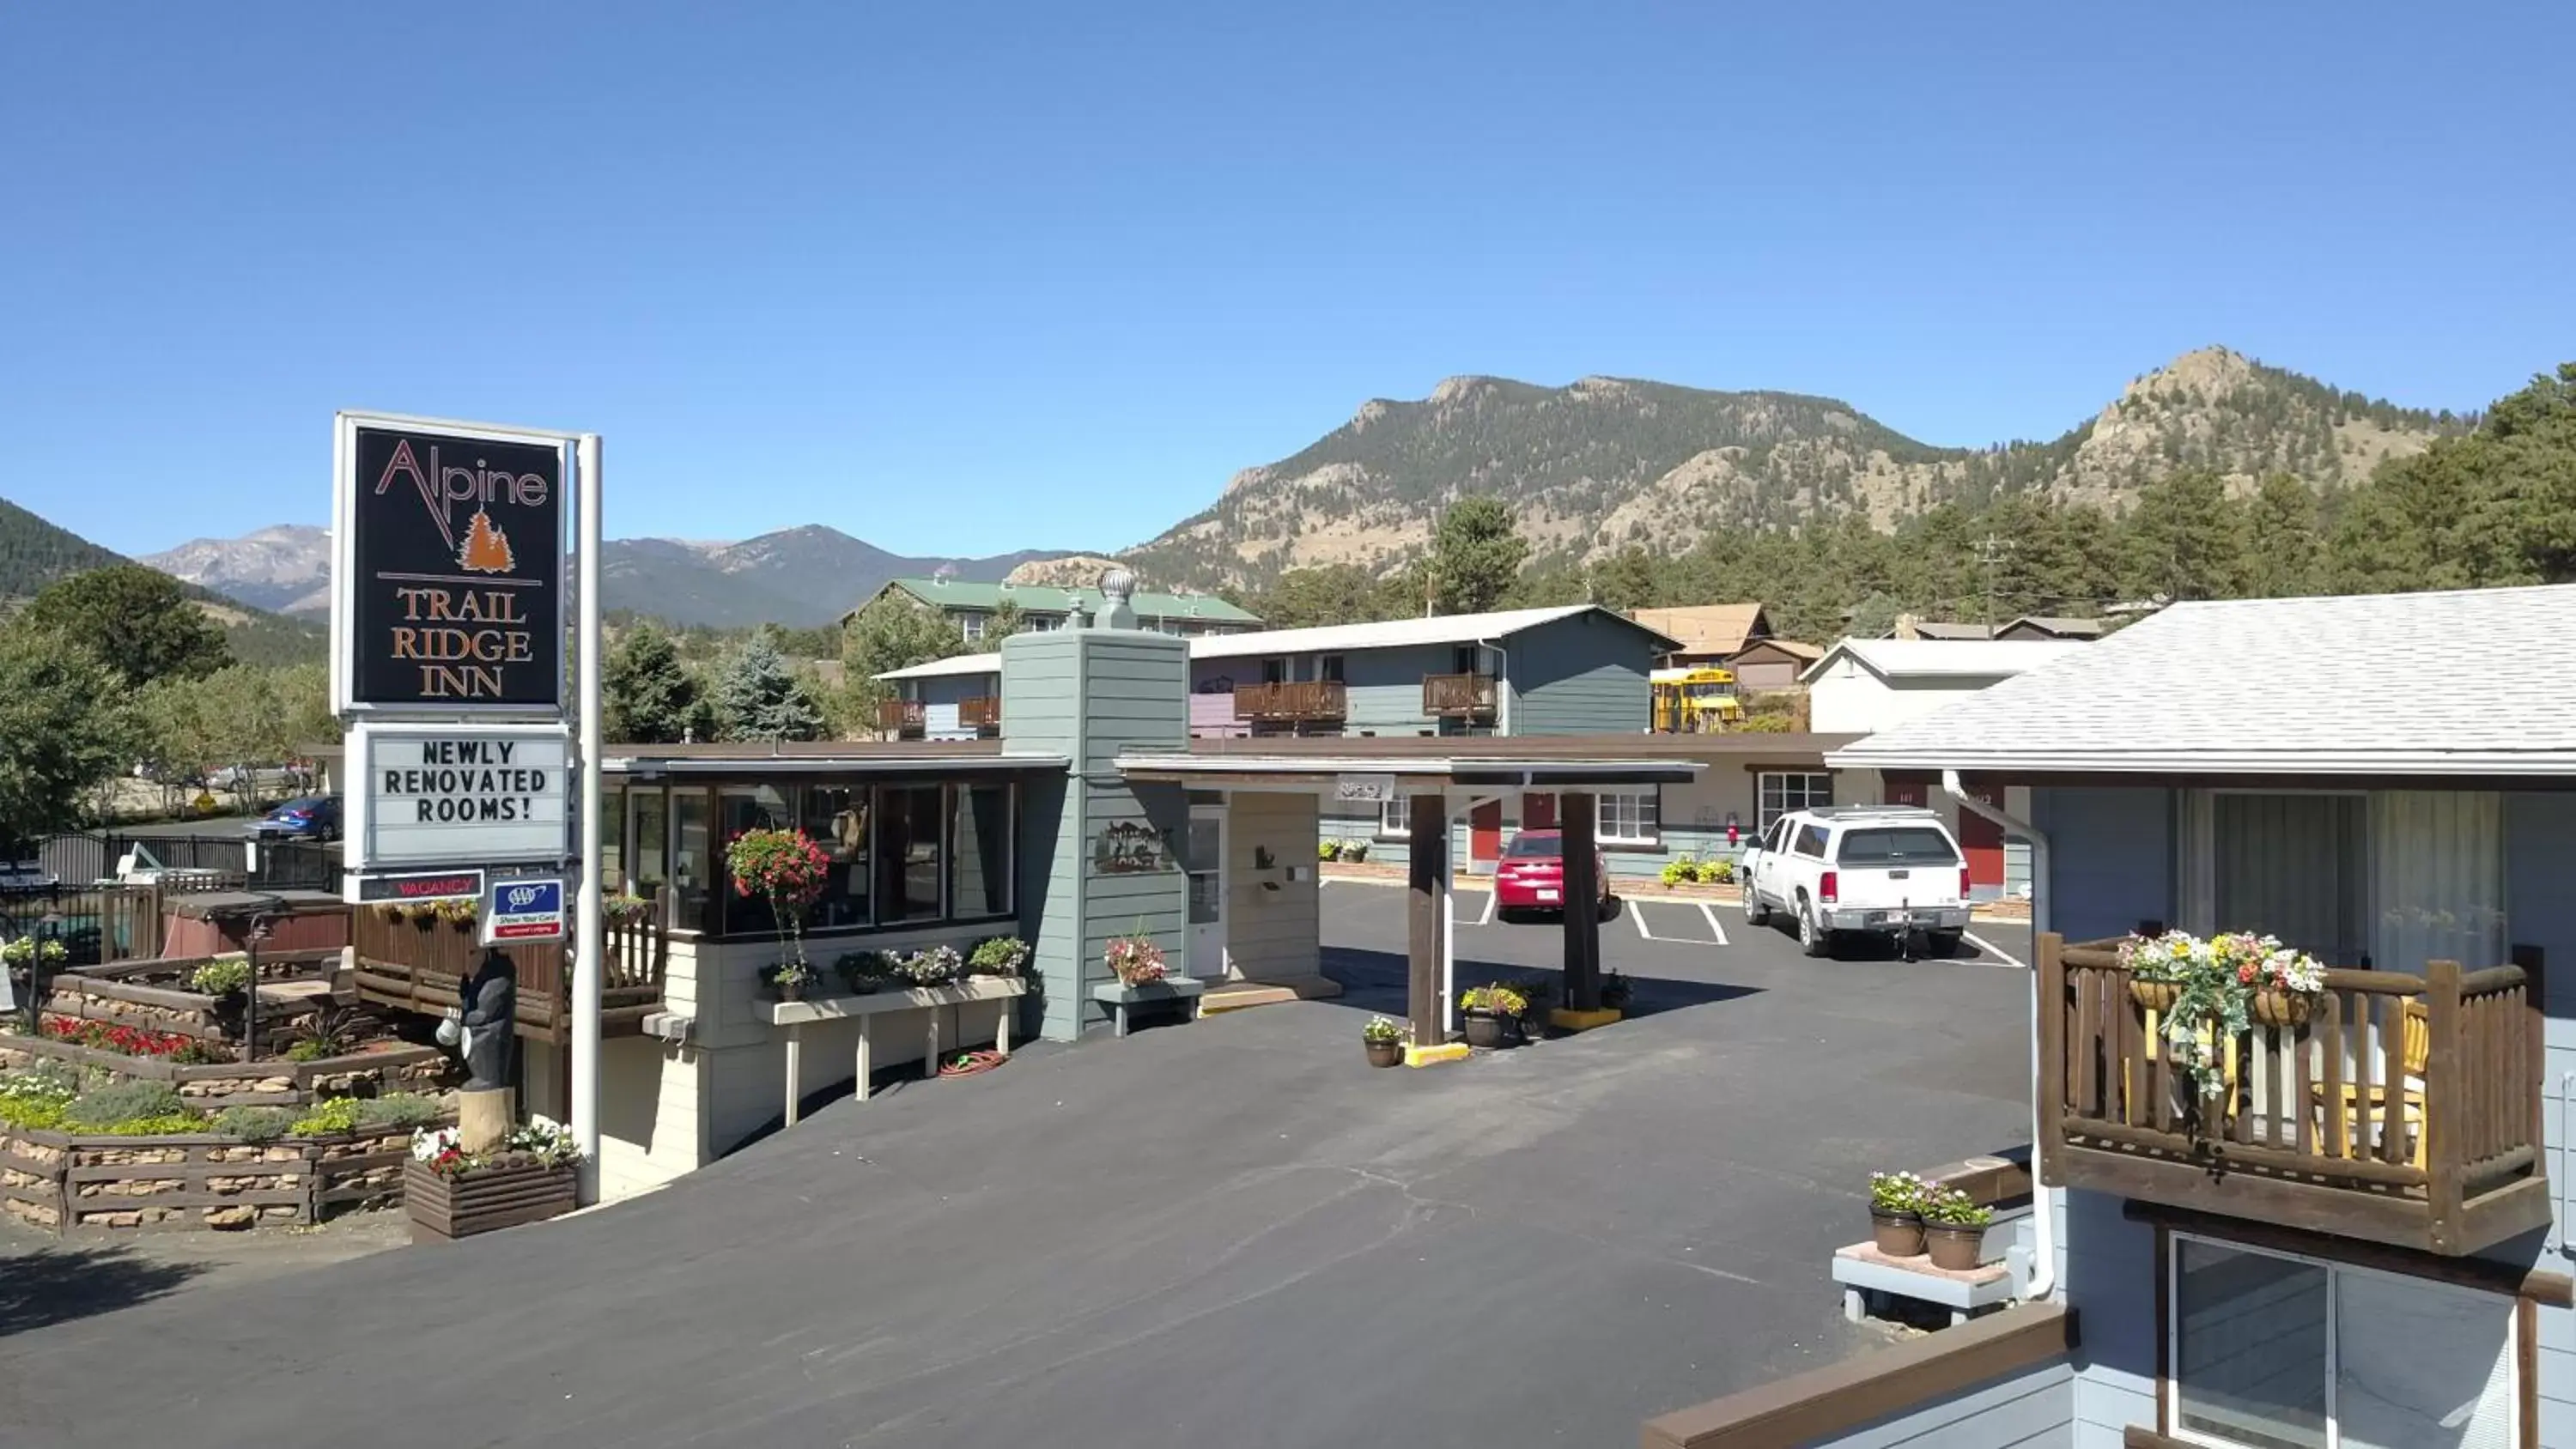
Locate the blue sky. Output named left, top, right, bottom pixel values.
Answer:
left=3, top=3, right=2568, bottom=560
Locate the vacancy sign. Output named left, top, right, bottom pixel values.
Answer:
left=352, top=722, right=570, bottom=873
left=483, top=877, right=566, bottom=945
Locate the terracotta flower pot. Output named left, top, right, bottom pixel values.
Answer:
left=1462, top=1011, right=1510, bottom=1050
left=2251, top=989, right=2312, bottom=1028
left=775, top=975, right=808, bottom=1003
left=2129, top=979, right=2180, bottom=1012
left=1870, top=1209, right=1926, bottom=1258
left=1925, top=1222, right=1988, bottom=1271
left=1364, top=1038, right=1402, bottom=1069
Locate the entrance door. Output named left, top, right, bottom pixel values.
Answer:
left=1523, top=794, right=1558, bottom=830
left=1186, top=805, right=1227, bottom=979
left=1469, top=800, right=1503, bottom=872
left=1958, top=781, right=2005, bottom=893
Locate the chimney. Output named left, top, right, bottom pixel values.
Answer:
left=1893, top=612, right=1921, bottom=640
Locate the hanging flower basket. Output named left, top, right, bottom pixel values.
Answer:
left=726, top=828, right=831, bottom=977
left=2251, top=989, right=2312, bottom=1028
left=2129, top=979, right=2181, bottom=1012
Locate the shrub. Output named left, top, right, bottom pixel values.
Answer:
left=1, top=936, right=68, bottom=967
left=213, top=1104, right=298, bottom=1143
left=969, top=937, right=1029, bottom=977
left=62, top=1079, right=191, bottom=1132
left=357, top=1094, right=443, bottom=1131
left=282, top=1003, right=366, bottom=1063
left=1601, top=969, right=1634, bottom=1009
left=1340, top=840, right=1370, bottom=864
left=284, top=1040, right=327, bottom=1063
left=170, top=1039, right=235, bottom=1064
left=1459, top=984, right=1529, bottom=1017
left=41, top=1016, right=204, bottom=1059
left=188, top=955, right=253, bottom=996
left=1660, top=856, right=1698, bottom=888
left=288, top=1097, right=366, bottom=1137
left=1318, top=840, right=1342, bottom=862
left=1703, top=858, right=1735, bottom=884
left=0, top=1067, right=79, bottom=1131
left=835, top=950, right=896, bottom=991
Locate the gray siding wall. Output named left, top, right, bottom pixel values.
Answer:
left=2032, top=786, right=2173, bottom=942
left=2505, top=791, right=2576, bottom=1445
left=1191, top=642, right=1476, bottom=737
left=1808, top=1358, right=2074, bottom=1448
left=1510, top=611, right=1655, bottom=736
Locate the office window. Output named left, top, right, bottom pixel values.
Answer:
left=875, top=785, right=945, bottom=923
left=1596, top=790, right=1660, bottom=846
left=1378, top=796, right=1410, bottom=839
left=629, top=787, right=669, bottom=916
left=951, top=782, right=1014, bottom=918
left=1758, top=772, right=1832, bottom=830
left=2169, top=1234, right=2514, bottom=1449
left=598, top=789, right=625, bottom=898
left=719, top=785, right=794, bottom=934
left=801, top=785, right=871, bottom=931
left=1262, top=658, right=1291, bottom=685
left=671, top=790, right=714, bottom=933
left=1317, top=655, right=1346, bottom=683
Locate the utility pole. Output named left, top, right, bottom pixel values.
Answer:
left=1976, top=532, right=2015, bottom=632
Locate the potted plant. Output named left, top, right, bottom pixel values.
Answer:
left=432, top=896, right=480, bottom=932
left=603, top=893, right=651, bottom=926
left=188, top=954, right=253, bottom=1009
left=896, top=945, right=963, bottom=989
left=1104, top=936, right=1167, bottom=986
left=2118, top=930, right=2195, bottom=1012
left=968, top=937, right=1029, bottom=979
left=2228, top=932, right=2324, bottom=1028
left=1340, top=840, right=1369, bottom=864
left=1362, top=1015, right=1404, bottom=1068
left=835, top=950, right=893, bottom=996
left=1868, top=1171, right=1931, bottom=1257
left=1318, top=840, right=1343, bottom=864
left=1458, top=983, right=1528, bottom=1050
left=768, top=960, right=816, bottom=1002
left=1921, top=1187, right=1995, bottom=1270
left=726, top=827, right=832, bottom=984
left=1601, top=969, right=1634, bottom=1012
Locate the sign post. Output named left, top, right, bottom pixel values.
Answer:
left=572, top=433, right=604, bottom=1191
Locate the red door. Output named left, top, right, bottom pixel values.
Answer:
left=1959, top=782, right=2005, bottom=892
left=1522, top=794, right=1558, bottom=829
left=1470, top=800, right=1503, bottom=870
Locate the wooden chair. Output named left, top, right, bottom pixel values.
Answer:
left=2313, top=999, right=2429, bottom=1167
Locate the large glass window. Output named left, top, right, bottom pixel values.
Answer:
left=803, top=785, right=871, bottom=931
left=1378, top=796, right=1410, bottom=839
left=598, top=790, right=625, bottom=897
left=671, top=790, right=714, bottom=933
left=2170, top=1235, right=2515, bottom=1449
left=1596, top=790, right=1660, bottom=846
left=875, top=785, right=945, bottom=923
left=720, top=785, right=794, bottom=934
left=630, top=787, right=669, bottom=912
left=951, top=782, right=1014, bottom=919
left=1758, top=772, right=1832, bottom=830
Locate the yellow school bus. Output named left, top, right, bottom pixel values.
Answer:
left=1651, top=667, right=1743, bottom=732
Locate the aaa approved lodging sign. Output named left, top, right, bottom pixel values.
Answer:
left=355, top=723, right=570, bottom=870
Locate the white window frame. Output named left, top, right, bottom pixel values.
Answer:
left=959, top=612, right=987, bottom=642
left=2163, top=1230, right=2520, bottom=1449
left=1758, top=771, right=1832, bottom=831
left=1377, top=795, right=1410, bottom=839
left=1595, top=788, right=1661, bottom=846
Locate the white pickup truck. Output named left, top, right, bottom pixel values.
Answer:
left=1740, top=806, right=1971, bottom=959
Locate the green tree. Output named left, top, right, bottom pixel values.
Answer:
left=841, top=593, right=964, bottom=683
left=982, top=598, right=1028, bottom=646
left=1428, top=496, right=1528, bottom=614
left=604, top=620, right=715, bottom=744
left=2239, top=474, right=2322, bottom=597
left=0, top=632, right=135, bottom=843
left=2120, top=471, right=2245, bottom=602
left=1245, top=565, right=1387, bottom=628
left=716, top=632, right=825, bottom=743
left=19, top=564, right=230, bottom=689
left=1584, top=546, right=1663, bottom=612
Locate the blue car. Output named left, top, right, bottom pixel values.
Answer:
left=253, top=796, right=341, bottom=842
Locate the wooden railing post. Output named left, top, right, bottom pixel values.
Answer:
left=2036, top=932, right=2066, bottom=1186
left=2516, top=945, right=2545, bottom=1180
left=2424, top=959, right=2464, bottom=1254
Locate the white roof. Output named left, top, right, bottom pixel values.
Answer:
left=873, top=652, right=1001, bottom=682
left=1830, top=584, right=2576, bottom=777
left=1801, top=638, right=2090, bottom=683
left=1188, top=604, right=1672, bottom=661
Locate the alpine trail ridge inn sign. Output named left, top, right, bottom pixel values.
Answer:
left=343, top=421, right=566, bottom=710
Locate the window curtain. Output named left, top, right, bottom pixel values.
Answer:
left=2210, top=793, right=2366, bottom=963
left=2370, top=791, right=2504, bottom=978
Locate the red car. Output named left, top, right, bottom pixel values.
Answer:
left=1493, top=829, right=1613, bottom=922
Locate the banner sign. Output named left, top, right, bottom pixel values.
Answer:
left=335, top=415, right=568, bottom=713
left=354, top=869, right=485, bottom=904
left=354, top=723, right=570, bottom=871
left=483, top=876, right=565, bottom=944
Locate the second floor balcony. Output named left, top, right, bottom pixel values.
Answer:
left=1233, top=680, right=1347, bottom=724
left=1422, top=672, right=1498, bottom=720
left=878, top=697, right=1001, bottom=737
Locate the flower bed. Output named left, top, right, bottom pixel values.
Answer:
left=405, top=1117, right=582, bottom=1241
left=37, top=949, right=343, bottom=1041
left=0, top=1031, right=447, bottom=1106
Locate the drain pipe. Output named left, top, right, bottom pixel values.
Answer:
left=1475, top=638, right=1511, bottom=736
left=1942, top=769, right=2056, bottom=1302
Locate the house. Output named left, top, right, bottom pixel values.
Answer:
left=848, top=577, right=1261, bottom=644
left=1804, top=637, right=2089, bottom=897
left=1726, top=636, right=1822, bottom=692
left=1747, top=583, right=2576, bottom=1449
left=1629, top=602, right=1771, bottom=668
left=871, top=652, right=1003, bottom=740
left=1893, top=618, right=2002, bottom=640
left=1997, top=614, right=2109, bottom=642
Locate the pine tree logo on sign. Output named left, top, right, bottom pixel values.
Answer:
left=457, top=512, right=516, bottom=574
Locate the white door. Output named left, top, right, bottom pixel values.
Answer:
left=1186, top=805, right=1227, bottom=979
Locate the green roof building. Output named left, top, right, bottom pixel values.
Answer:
left=849, top=576, right=1261, bottom=643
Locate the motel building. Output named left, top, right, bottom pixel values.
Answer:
left=361, top=577, right=1903, bottom=1202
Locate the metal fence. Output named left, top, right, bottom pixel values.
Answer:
left=16, top=831, right=337, bottom=902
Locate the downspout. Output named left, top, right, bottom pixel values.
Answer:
left=1942, top=769, right=2056, bottom=1302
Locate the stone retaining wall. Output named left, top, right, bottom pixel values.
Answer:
left=0, top=1034, right=450, bottom=1106
left=0, top=1122, right=432, bottom=1233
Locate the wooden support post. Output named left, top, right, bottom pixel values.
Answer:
left=2035, top=933, right=2066, bottom=1187
left=2424, top=958, right=2463, bottom=1253
left=1559, top=791, right=1601, bottom=1012
left=1408, top=793, right=1447, bottom=1049
left=2517, top=945, right=2545, bottom=1168
left=458, top=1086, right=515, bottom=1155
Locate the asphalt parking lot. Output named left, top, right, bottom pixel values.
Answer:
left=0, top=883, right=2035, bottom=1449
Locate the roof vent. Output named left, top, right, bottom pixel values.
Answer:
left=1100, top=567, right=1139, bottom=630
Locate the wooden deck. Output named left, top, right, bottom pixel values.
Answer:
left=352, top=909, right=667, bottom=1043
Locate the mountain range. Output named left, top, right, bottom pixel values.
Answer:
left=73, top=344, right=2476, bottom=629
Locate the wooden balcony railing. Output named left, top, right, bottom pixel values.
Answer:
left=352, top=907, right=669, bottom=1043
left=958, top=695, right=1003, bottom=731
left=1422, top=672, right=1498, bottom=718
left=877, top=699, right=927, bottom=735
left=2039, top=933, right=2550, bottom=1256
left=1233, top=680, right=1347, bottom=723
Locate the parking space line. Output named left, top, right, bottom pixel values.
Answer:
left=1475, top=889, right=1495, bottom=927
left=1698, top=901, right=1729, bottom=947
left=1963, top=931, right=2028, bottom=969
left=1631, top=900, right=1652, bottom=940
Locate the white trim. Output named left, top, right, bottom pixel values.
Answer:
left=1831, top=747, right=2576, bottom=777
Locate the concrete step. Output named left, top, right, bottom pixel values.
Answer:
left=1200, top=975, right=1345, bottom=1014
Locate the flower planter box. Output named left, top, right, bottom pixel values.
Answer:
left=404, top=1156, right=578, bottom=1243
left=1089, top=978, right=1206, bottom=1038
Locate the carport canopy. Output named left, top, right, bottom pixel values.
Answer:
left=1119, top=739, right=1704, bottom=1049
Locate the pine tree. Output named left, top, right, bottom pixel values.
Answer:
left=1428, top=496, right=1528, bottom=614
left=604, top=620, right=714, bottom=743
left=2240, top=474, right=2322, bottom=597
left=716, top=632, right=825, bottom=743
